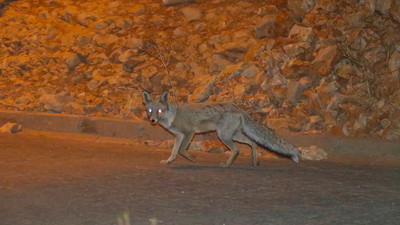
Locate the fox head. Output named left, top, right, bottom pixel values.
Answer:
left=142, top=90, right=173, bottom=126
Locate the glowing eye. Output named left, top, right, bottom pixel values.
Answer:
left=147, top=108, right=152, bottom=113
left=157, top=109, right=163, bottom=114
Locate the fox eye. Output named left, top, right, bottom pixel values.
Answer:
left=147, top=108, right=152, bottom=113
left=157, top=109, right=163, bottom=114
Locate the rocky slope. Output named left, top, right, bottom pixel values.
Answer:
left=0, top=0, right=399, bottom=139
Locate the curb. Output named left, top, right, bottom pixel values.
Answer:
left=1, top=110, right=399, bottom=160
left=0, top=110, right=173, bottom=140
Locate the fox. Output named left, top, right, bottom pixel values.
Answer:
left=142, top=90, right=301, bottom=167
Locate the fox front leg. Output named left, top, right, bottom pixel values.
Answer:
left=178, top=132, right=196, bottom=162
left=160, top=132, right=184, bottom=165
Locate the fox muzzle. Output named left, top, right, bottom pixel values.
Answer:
left=149, top=116, right=158, bottom=124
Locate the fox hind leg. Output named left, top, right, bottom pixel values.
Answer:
left=233, top=132, right=259, bottom=166
left=218, top=136, right=239, bottom=168
left=216, top=117, right=242, bottom=167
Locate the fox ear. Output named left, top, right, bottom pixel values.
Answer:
left=142, top=90, right=153, bottom=105
left=160, top=91, right=169, bottom=105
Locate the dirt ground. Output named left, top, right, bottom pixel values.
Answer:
left=1, top=130, right=399, bottom=225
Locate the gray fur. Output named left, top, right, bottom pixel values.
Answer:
left=142, top=91, right=300, bottom=167
left=241, top=114, right=300, bottom=162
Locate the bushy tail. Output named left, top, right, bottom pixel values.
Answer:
left=241, top=114, right=300, bottom=163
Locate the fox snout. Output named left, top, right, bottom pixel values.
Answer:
left=149, top=116, right=158, bottom=124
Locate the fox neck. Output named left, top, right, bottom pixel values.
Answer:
left=158, top=103, right=177, bottom=129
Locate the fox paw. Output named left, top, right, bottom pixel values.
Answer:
left=219, top=162, right=231, bottom=168
left=160, top=160, right=171, bottom=165
left=188, top=155, right=196, bottom=162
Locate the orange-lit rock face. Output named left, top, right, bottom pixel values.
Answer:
left=0, top=0, right=399, bottom=139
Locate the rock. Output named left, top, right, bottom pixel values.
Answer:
left=232, top=83, right=247, bottom=97
left=162, top=0, right=193, bottom=6
left=353, top=113, right=368, bottom=132
left=377, top=128, right=400, bottom=140
left=315, top=81, right=340, bottom=106
left=188, top=141, right=204, bottom=150
left=335, top=60, right=355, bottom=80
left=299, top=145, right=328, bottom=160
left=283, top=43, right=307, bottom=59
left=118, top=50, right=135, bottom=63
left=209, top=54, right=234, bottom=74
left=175, top=62, right=190, bottom=73
left=305, top=115, right=324, bottom=130
left=270, top=72, right=288, bottom=87
left=218, top=63, right=248, bottom=81
left=190, top=63, right=207, bottom=76
left=123, top=59, right=144, bottom=73
left=271, top=87, right=287, bottom=100
left=141, top=65, right=158, bottom=78
left=115, top=17, right=133, bottom=29
left=298, top=77, right=312, bottom=90
left=286, top=80, right=301, bottom=104
left=257, top=5, right=279, bottom=16
left=287, top=0, right=315, bottom=18
left=129, top=4, right=146, bottom=15
left=304, top=90, right=324, bottom=116
left=159, top=140, right=174, bottom=148
left=323, top=109, right=337, bottom=125
left=64, top=102, right=85, bottom=115
left=14, top=1, right=31, bottom=10
left=388, top=48, right=400, bottom=79
left=94, top=22, right=108, bottom=30
left=240, top=65, right=260, bottom=78
left=310, top=45, right=339, bottom=76
left=363, top=44, right=386, bottom=66
left=288, top=24, right=315, bottom=43
left=232, top=30, right=250, bottom=41
left=188, top=75, right=217, bottom=102
left=64, top=52, right=83, bottom=70
left=180, top=7, right=203, bottom=22
left=152, top=15, right=165, bottom=25
left=266, top=117, right=289, bottom=130
left=215, top=41, right=249, bottom=64
left=254, top=15, right=277, bottom=39
left=287, top=59, right=312, bottom=76
left=173, top=27, right=187, bottom=36
left=366, top=0, right=392, bottom=15
left=202, top=140, right=226, bottom=154
left=39, top=94, right=68, bottom=113
left=329, top=125, right=345, bottom=136
left=391, top=0, right=400, bottom=22
left=314, top=0, right=337, bottom=12
left=93, top=34, right=119, bottom=48
left=123, top=37, right=143, bottom=49
left=0, top=122, right=22, bottom=134
left=87, top=70, right=108, bottom=90
left=83, top=98, right=104, bottom=114
left=76, top=35, right=92, bottom=46
left=208, top=34, right=229, bottom=49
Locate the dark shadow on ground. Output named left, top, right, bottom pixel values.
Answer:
left=171, top=164, right=289, bottom=172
